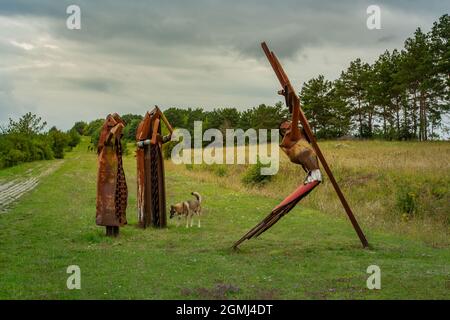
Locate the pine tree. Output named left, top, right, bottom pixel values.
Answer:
left=300, top=75, right=351, bottom=138
left=338, top=58, right=372, bottom=138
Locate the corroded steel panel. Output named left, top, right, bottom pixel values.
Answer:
left=96, top=113, right=127, bottom=230
left=233, top=42, right=369, bottom=249
left=136, top=106, right=172, bottom=228
left=232, top=180, right=320, bottom=249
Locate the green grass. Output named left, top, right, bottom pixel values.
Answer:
left=0, top=137, right=449, bottom=299
left=0, top=158, right=61, bottom=181
left=175, top=140, right=450, bottom=246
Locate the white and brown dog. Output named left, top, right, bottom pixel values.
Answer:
left=169, top=192, right=202, bottom=228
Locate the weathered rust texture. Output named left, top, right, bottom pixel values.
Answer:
left=136, top=106, right=173, bottom=228
left=233, top=181, right=320, bottom=249
left=233, top=42, right=369, bottom=249
left=96, top=113, right=128, bottom=235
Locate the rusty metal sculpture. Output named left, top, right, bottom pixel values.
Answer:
left=233, top=42, right=369, bottom=249
left=136, top=106, right=173, bottom=228
left=96, top=113, right=128, bottom=237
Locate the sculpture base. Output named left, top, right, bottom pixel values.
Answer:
left=105, top=226, right=119, bottom=237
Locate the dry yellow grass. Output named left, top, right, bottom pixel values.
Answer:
left=165, top=140, right=450, bottom=246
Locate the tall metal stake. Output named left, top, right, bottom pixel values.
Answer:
left=261, top=42, right=369, bottom=248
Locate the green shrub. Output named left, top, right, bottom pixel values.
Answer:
left=396, top=186, right=417, bottom=217
left=123, top=118, right=141, bottom=142
left=85, top=119, right=104, bottom=137
left=5, top=149, right=26, bottom=167
left=71, top=121, right=88, bottom=135
left=34, top=139, right=54, bottom=160
left=0, top=113, right=73, bottom=169
left=48, top=127, right=69, bottom=159
left=90, top=126, right=102, bottom=150
left=67, top=129, right=81, bottom=149
left=198, top=163, right=228, bottom=177
left=213, top=165, right=228, bottom=177
left=0, top=133, right=54, bottom=168
left=241, top=158, right=272, bottom=186
left=163, top=140, right=178, bottom=160
left=121, top=141, right=129, bottom=155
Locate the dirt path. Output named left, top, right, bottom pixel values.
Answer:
left=0, top=161, right=63, bottom=212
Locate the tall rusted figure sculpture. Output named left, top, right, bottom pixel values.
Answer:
left=233, top=42, right=369, bottom=249
left=96, top=113, right=128, bottom=237
left=136, top=106, right=173, bottom=228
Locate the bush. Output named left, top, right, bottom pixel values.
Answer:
left=71, top=121, right=87, bottom=135
left=163, top=140, right=178, bottom=159
left=67, top=129, right=81, bottom=149
left=48, top=127, right=69, bottom=159
left=396, top=186, right=417, bottom=218
left=90, top=126, right=102, bottom=150
left=121, top=141, right=129, bottom=155
left=204, top=164, right=228, bottom=177
left=123, top=118, right=141, bottom=142
left=0, top=133, right=54, bottom=168
left=5, top=149, right=26, bottom=167
left=213, top=165, right=228, bottom=177
left=34, top=138, right=54, bottom=160
left=0, top=113, right=79, bottom=169
left=241, top=158, right=272, bottom=186
left=85, top=119, right=104, bottom=137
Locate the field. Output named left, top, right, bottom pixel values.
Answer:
left=0, top=137, right=449, bottom=299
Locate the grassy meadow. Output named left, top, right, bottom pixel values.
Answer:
left=0, top=137, right=449, bottom=299
left=175, top=140, right=450, bottom=246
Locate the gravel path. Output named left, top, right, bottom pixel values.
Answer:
left=0, top=161, right=63, bottom=212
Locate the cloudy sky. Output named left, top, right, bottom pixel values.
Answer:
left=0, top=0, right=448, bottom=130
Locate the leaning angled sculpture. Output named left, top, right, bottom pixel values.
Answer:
left=96, top=113, right=128, bottom=237
left=136, top=106, right=173, bottom=228
left=233, top=42, right=369, bottom=249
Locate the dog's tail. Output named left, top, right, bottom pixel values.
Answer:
left=191, top=192, right=202, bottom=204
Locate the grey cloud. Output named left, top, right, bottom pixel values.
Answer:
left=62, top=77, right=122, bottom=93
left=1, top=0, right=431, bottom=59
left=0, top=0, right=448, bottom=130
left=377, top=35, right=397, bottom=43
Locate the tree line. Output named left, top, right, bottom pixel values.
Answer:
left=75, top=103, right=289, bottom=150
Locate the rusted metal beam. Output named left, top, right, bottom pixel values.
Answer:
left=96, top=113, right=128, bottom=236
left=260, top=42, right=369, bottom=248
left=233, top=179, right=319, bottom=249
left=136, top=106, right=173, bottom=229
